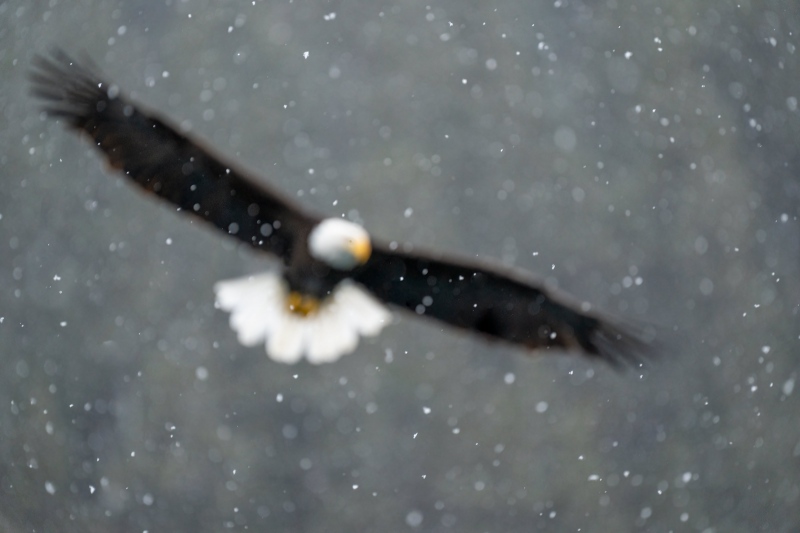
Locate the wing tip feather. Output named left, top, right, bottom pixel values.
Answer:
left=29, top=47, right=109, bottom=124
left=586, top=317, right=662, bottom=372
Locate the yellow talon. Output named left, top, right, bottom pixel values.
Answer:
left=287, top=291, right=320, bottom=316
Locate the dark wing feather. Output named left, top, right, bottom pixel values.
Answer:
left=355, top=245, right=655, bottom=367
left=30, top=49, right=318, bottom=263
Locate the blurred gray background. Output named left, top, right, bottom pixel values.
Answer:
left=2, top=1, right=799, bottom=531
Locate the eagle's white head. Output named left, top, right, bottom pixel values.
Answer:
left=308, top=218, right=372, bottom=270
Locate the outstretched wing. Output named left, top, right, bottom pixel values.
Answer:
left=30, top=49, right=318, bottom=263
left=355, top=245, right=655, bottom=367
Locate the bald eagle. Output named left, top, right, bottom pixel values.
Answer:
left=30, top=50, right=655, bottom=366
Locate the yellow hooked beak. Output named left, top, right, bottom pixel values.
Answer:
left=349, top=236, right=372, bottom=265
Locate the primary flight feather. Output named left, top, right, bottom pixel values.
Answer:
left=30, top=50, right=655, bottom=367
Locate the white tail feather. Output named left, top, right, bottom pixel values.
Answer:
left=268, top=317, right=307, bottom=364
left=214, top=273, right=390, bottom=364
